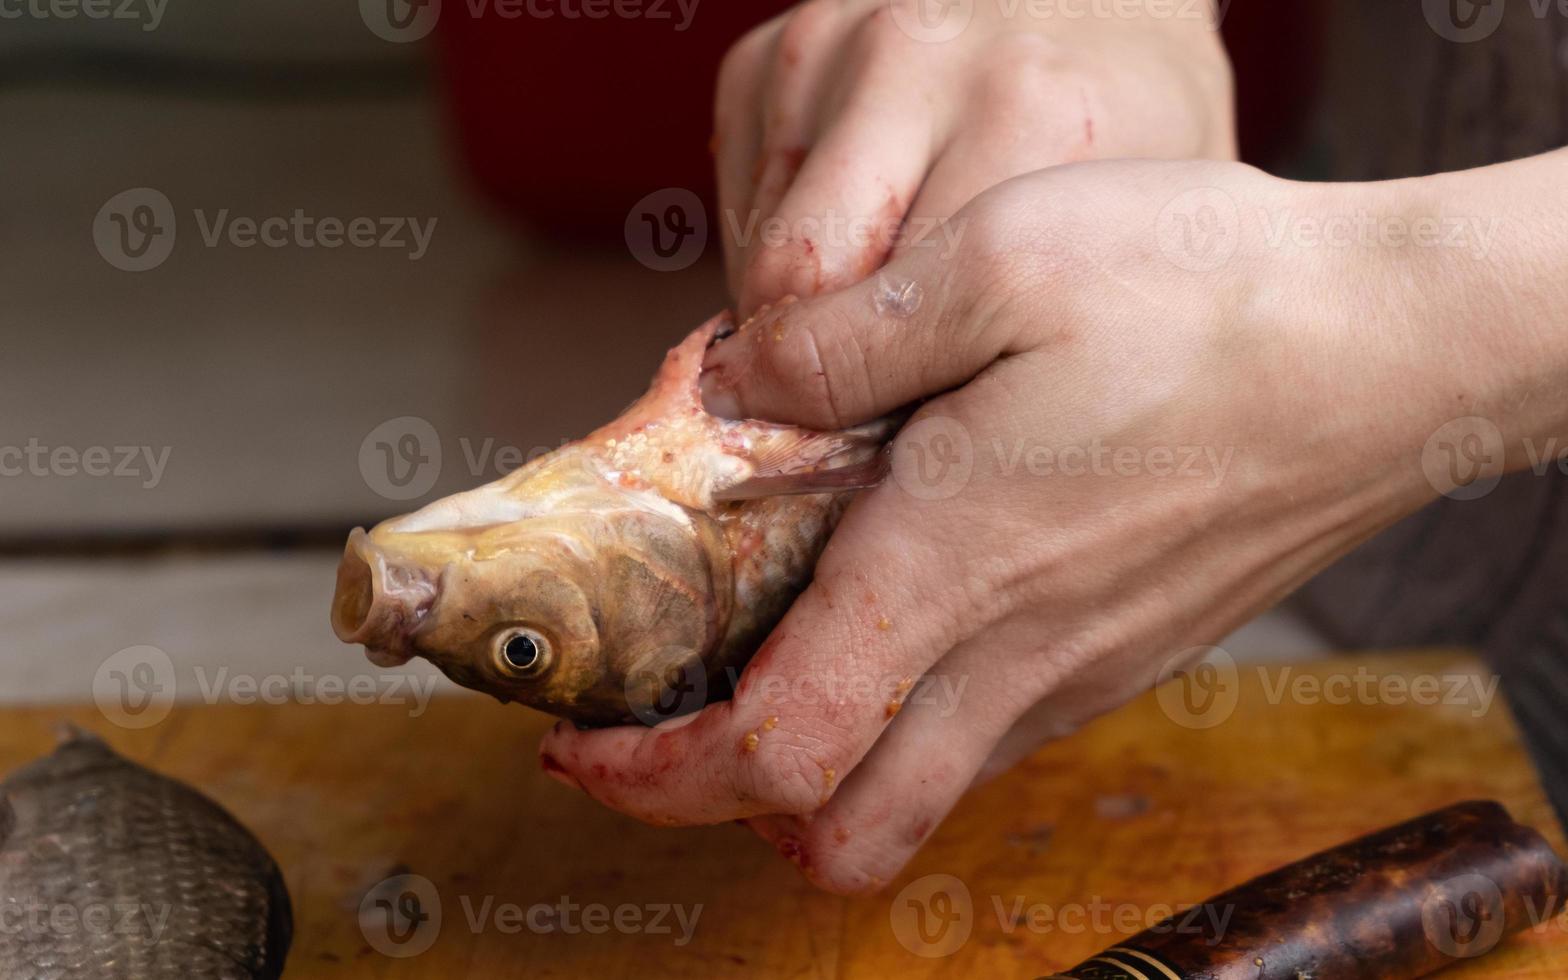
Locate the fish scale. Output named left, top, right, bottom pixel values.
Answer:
left=0, top=732, right=291, bottom=980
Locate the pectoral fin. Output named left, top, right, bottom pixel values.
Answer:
left=713, top=448, right=891, bottom=502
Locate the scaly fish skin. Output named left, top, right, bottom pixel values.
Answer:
left=332, top=311, right=890, bottom=726
left=0, top=731, right=292, bottom=980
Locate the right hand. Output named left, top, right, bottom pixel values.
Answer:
left=713, top=0, right=1235, bottom=317
left=550, top=158, right=1499, bottom=891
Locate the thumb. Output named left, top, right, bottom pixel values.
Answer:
left=699, top=250, right=1009, bottom=430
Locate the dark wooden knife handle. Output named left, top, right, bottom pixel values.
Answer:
left=1047, top=800, right=1567, bottom=980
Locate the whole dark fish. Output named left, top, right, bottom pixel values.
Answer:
left=0, top=729, right=292, bottom=980
left=332, top=310, right=896, bottom=726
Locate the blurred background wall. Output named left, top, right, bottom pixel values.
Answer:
left=0, top=1, right=1329, bottom=705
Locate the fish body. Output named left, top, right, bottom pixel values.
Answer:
left=332, top=312, right=891, bottom=726
left=0, top=730, right=292, bottom=980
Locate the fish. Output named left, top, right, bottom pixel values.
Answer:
left=0, top=728, right=292, bottom=980
left=331, top=309, right=896, bottom=727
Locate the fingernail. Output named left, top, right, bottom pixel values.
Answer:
left=699, top=367, right=743, bottom=419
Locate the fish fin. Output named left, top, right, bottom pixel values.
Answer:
left=53, top=721, right=100, bottom=746
left=714, top=447, right=891, bottom=502
left=744, top=424, right=883, bottom=474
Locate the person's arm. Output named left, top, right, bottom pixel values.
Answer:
left=1376, top=149, right=1568, bottom=465
left=541, top=153, right=1568, bottom=893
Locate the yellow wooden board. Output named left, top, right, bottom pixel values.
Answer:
left=5, top=651, right=1566, bottom=977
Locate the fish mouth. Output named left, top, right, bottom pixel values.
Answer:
left=330, top=527, right=437, bottom=667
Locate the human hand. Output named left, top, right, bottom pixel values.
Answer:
left=714, top=0, right=1234, bottom=317
left=541, top=157, right=1550, bottom=891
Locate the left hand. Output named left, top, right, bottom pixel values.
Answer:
left=713, top=0, right=1236, bottom=317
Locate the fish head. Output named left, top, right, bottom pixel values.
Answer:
left=331, top=522, right=614, bottom=714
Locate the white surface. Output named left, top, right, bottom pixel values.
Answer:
left=0, top=553, right=453, bottom=706
left=0, top=550, right=1328, bottom=704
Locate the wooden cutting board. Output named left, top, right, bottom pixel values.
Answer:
left=6, top=651, right=1566, bottom=977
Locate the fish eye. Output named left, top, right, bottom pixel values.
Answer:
left=493, top=627, right=551, bottom=677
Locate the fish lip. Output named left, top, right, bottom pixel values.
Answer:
left=330, top=527, right=437, bottom=667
